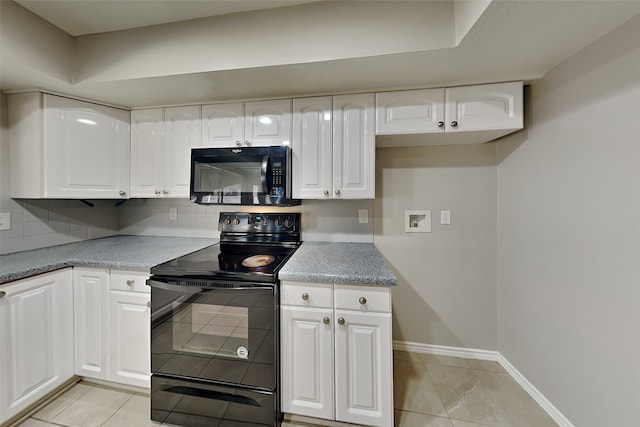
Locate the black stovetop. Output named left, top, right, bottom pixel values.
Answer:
left=150, top=212, right=301, bottom=283
left=149, top=242, right=299, bottom=283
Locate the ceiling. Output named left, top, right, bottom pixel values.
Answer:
left=2, top=1, right=640, bottom=109
left=15, top=0, right=322, bottom=36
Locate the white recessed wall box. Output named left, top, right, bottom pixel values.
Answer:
left=404, top=210, right=431, bottom=233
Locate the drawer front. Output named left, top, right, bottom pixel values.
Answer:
left=281, top=282, right=332, bottom=308
left=334, top=285, right=391, bottom=313
left=110, top=270, right=150, bottom=293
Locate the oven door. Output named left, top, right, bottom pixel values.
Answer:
left=149, top=278, right=278, bottom=391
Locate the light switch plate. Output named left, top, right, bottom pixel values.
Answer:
left=440, top=210, right=451, bottom=225
left=0, top=212, right=11, bottom=231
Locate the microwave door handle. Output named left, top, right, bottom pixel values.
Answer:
left=260, top=155, right=270, bottom=194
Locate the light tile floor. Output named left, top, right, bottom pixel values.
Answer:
left=14, top=351, right=558, bottom=427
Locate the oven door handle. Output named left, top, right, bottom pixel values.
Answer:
left=148, top=279, right=273, bottom=294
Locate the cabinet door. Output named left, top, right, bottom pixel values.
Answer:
left=445, top=81, right=523, bottom=132
left=334, top=311, right=393, bottom=427
left=164, top=105, right=201, bottom=197
left=109, top=290, right=150, bottom=388
left=281, top=306, right=334, bottom=420
left=332, top=94, right=375, bottom=199
left=292, top=97, right=333, bottom=199
left=43, top=94, right=130, bottom=199
left=201, top=102, right=244, bottom=147
left=245, top=99, right=292, bottom=147
left=130, top=109, right=165, bottom=198
left=0, top=269, right=74, bottom=424
left=73, top=268, right=110, bottom=380
left=376, top=89, right=445, bottom=134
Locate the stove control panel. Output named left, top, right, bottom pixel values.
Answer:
left=219, top=212, right=301, bottom=234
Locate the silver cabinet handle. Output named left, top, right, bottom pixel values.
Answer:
left=236, top=140, right=242, bottom=146
left=119, top=190, right=127, bottom=196
left=323, top=190, right=329, bottom=196
left=335, top=189, right=341, bottom=196
left=301, top=293, right=309, bottom=301
left=323, top=317, right=330, bottom=325
left=245, top=140, right=251, bottom=146
left=154, top=190, right=161, bottom=195
left=162, top=190, right=169, bottom=195
left=126, top=280, right=134, bottom=286
left=359, top=296, right=367, bottom=305
left=437, top=121, right=444, bottom=128
left=0, top=291, right=6, bottom=299
left=450, top=120, right=458, bottom=127
left=337, top=317, right=345, bottom=326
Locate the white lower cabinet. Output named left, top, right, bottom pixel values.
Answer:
left=109, top=290, right=150, bottom=388
left=73, top=268, right=151, bottom=389
left=281, top=282, right=393, bottom=427
left=0, top=269, right=74, bottom=425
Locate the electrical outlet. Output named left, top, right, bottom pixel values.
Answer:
left=358, top=209, right=369, bottom=224
left=0, top=212, right=10, bottom=231
left=169, top=208, right=178, bottom=221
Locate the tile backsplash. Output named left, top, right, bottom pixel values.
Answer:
left=0, top=196, right=373, bottom=255
left=0, top=197, right=119, bottom=255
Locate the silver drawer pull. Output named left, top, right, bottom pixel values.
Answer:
left=359, top=296, right=367, bottom=305
left=323, top=317, right=330, bottom=325
left=301, top=293, right=309, bottom=301
left=126, top=280, right=135, bottom=286
left=337, top=317, right=345, bottom=326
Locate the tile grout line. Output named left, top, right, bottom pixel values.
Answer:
left=97, top=391, right=136, bottom=427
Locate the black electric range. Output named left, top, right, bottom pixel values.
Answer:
left=148, top=212, right=301, bottom=427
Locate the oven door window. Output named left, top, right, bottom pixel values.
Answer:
left=151, top=283, right=276, bottom=390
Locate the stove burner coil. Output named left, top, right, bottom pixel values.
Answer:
left=241, top=255, right=276, bottom=268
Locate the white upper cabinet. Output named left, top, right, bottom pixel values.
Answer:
left=202, top=99, right=292, bottom=147
left=9, top=92, right=131, bottom=199
left=376, top=81, right=523, bottom=146
left=376, top=88, right=445, bottom=134
left=293, top=94, right=375, bottom=200
left=333, top=94, right=376, bottom=199
left=445, top=82, right=523, bottom=132
left=201, top=102, right=244, bottom=147
left=130, top=105, right=200, bottom=198
left=292, top=97, right=333, bottom=199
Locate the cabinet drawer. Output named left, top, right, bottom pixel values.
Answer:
left=334, top=285, right=391, bottom=313
left=110, top=270, right=150, bottom=293
left=281, top=282, right=332, bottom=308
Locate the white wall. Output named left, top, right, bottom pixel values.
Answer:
left=374, top=144, right=498, bottom=350
left=496, top=14, right=640, bottom=427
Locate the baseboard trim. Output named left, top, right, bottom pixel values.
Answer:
left=393, top=340, right=575, bottom=427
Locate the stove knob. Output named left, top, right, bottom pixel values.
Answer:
left=233, top=218, right=240, bottom=225
left=284, top=217, right=294, bottom=228
left=224, top=218, right=231, bottom=226
left=275, top=217, right=283, bottom=227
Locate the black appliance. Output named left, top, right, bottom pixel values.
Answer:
left=190, top=146, right=300, bottom=206
left=148, top=212, right=301, bottom=427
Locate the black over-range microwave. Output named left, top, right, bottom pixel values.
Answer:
left=190, top=145, right=300, bottom=206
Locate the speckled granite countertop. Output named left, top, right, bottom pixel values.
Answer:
left=279, top=242, right=397, bottom=286
left=0, top=235, right=218, bottom=284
